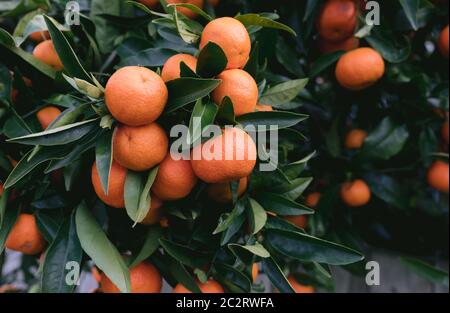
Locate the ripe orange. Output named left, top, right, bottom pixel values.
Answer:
left=36, top=106, right=61, bottom=129
left=255, top=104, right=273, bottom=112
left=138, top=0, right=159, bottom=8
left=105, top=66, right=168, bottom=126
left=305, top=192, right=321, bottom=208
left=200, top=17, right=251, bottom=70
left=5, top=213, right=47, bottom=255
left=92, top=266, right=102, bottom=283
left=439, top=25, right=449, bottom=57
left=173, top=279, right=224, bottom=293
left=442, top=120, right=449, bottom=145
left=212, top=69, right=258, bottom=116
left=252, top=263, right=259, bottom=282
left=91, top=160, right=127, bottom=208
left=151, top=154, right=198, bottom=201
left=335, top=47, right=385, bottom=90
left=287, top=275, right=315, bottom=293
left=101, top=262, right=162, bottom=293
left=285, top=215, right=308, bottom=229
left=345, top=129, right=368, bottom=149
left=318, top=36, right=359, bottom=54
left=207, top=177, right=248, bottom=203
left=33, top=40, right=63, bottom=70
left=191, top=127, right=257, bottom=183
left=141, top=195, right=163, bottom=225
left=317, top=0, right=357, bottom=42
left=427, top=160, right=449, bottom=193
left=161, top=54, right=198, bottom=82
left=167, top=0, right=204, bottom=19
left=113, top=123, right=168, bottom=171
left=29, top=31, right=50, bottom=42
left=340, top=179, right=371, bottom=207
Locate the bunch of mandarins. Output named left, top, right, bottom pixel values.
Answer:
left=88, top=12, right=266, bottom=293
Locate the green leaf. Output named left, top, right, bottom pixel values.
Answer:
left=366, top=28, right=411, bottom=63
left=401, top=257, right=449, bottom=287
left=129, top=226, right=163, bottom=268
left=248, top=198, right=267, bottom=235
left=7, top=119, right=98, bottom=146
left=75, top=202, right=131, bottom=293
left=237, top=111, right=308, bottom=130
left=187, top=99, right=218, bottom=146
left=0, top=207, right=19, bottom=255
left=365, top=174, right=409, bottom=210
left=196, top=42, right=227, bottom=78
left=399, top=0, right=419, bottom=31
left=215, top=262, right=252, bottom=293
left=0, top=64, right=12, bottom=103
left=165, top=256, right=202, bottom=293
left=266, top=229, right=365, bottom=265
left=159, top=238, right=211, bottom=268
left=165, top=78, right=221, bottom=113
left=216, top=96, right=236, bottom=125
left=90, top=0, right=123, bottom=54
left=35, top=209, right=64, bottom=243
left=235, top=14, right=296, bottom=37
left=214, top=199, right=246, bottom=235
left=360, top=117, right=409, bottom=160
left=44, top=15, right=92, bottom=82
left=228, top=243, right=270, bottom=258
left=243, top=42, right=259, bottom=79
left=168, top=3, right=212, bottom=21
left=125, top=167, right=159, bottom=225
left=309, top=51, right=345, bottom=77
left=95, top=131, right=113, bottom=195
left=41, top=212, right=82, bottom=293
left=259, top=79, right=309, bottom=106
left=173, top=9, right=201, bottom=44
left=262, top=257, right=295, bottom=293
left=4, top=146, right=71, bottom=189
left=117, top=48, right=176, bottom=68
left=0, top=188, right=9, bottom=225
left=257, top=193, right=314, bottom=216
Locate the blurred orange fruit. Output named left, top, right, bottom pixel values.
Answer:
left=340, top=179, right=371, bottom=207
left=5, top=213, right=47, bottom=255
left=439, top=25, right=449, bottom=57
left=287, top=275, right=315, bottom=293
left=345, top=129, right=368, bottom=149
left=305, top=192, right=321, bottom=208
left=37, top=106, right=61, bottom=129
left=317, top=0, right=357, bottom=42
left=29, top=30, right=50, bottom=42
left=161, top=54, right=198, bottom=82
left=427, top=160, right=449, bottom=193
left=173, top=279, right=224, bottom=293
left=141, top=195, right=164, bottom=225
left=33, top=40, right=63, bottom=70
left=207, top=177, right=248, bottom=203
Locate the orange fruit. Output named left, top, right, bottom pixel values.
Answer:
left=427, top=161, right=449, bottom=193
left=191, top=127, right=257, bottom=183
left=105, top=66, right=168, bottom=126
left=345, top=129, right=368, bottom=149
left=305, top=192, right=321, bottom=208
left=0, top=183, right=4, bottom=197
left=29, top=31, right=50, bottom=42
left=442, top=120, right=449, bottom=145
left=317, top=0, right=357, bottom=42
left=340, top=179, right=371, bottom=207
left=285, top=215, right=308, bottom=229
left=207, top=177, right=248, bottom=203
left=101, top=262, right=162, bottom=293
left=255, top=104, right=273, bottom=112
left=200, top=17, right=251, bottom=70
left=113, top=123, right=168, bottom=171
left=151, top=154, right=198, bottom=201
left=439, top=25, right=449, bottom=57
left=141, top=195, right=164, bottom=225
left=318, top=36, right=359, bottom=54
left=173, top=279, right=224, bottom=293
left=91, top=160, right=127, bottom=208
left=167, top=0, right=204, bottom=19
left=5, top=213, right=47, bottom=255
left=92, top=267, right=102, bottom=283
left=212, top=69, right=258, bottom=116
left=287, top=275, right=315, bottom=293
left=138, top=0, right=159, bottom=8
left=33, top=40, right=63, bottom=70
left=252, top=263, right=259, bottom=282
left=161, top=54, right=198, bottom=82
left=36, top=106, right=61, bottom=129
left=336, top=47, right=385, bottom=90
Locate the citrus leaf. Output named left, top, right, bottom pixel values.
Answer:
left=128, top=226, right=163, bottom=268
left=399, top=0, right=419, bottom=31
left=159, top=238, right=212, bottom=268
left=248, top=198, right=267, bottom=235
left=236, top=111, right=308, bottom=130
left=168, top=3, right=212, bottom=21
left=196, top=42, right=227, bottom=78
left=95, top=131, right=113, bottom=196
left=228, top=242, right=270, bottom=258
left=75, top=201, right=131, bottom=293
left=214, top=262, right=252, bottom=293
left=259, top=79, right=309, bottom=106
left=401, top=257, right=449, bottom=287
left=261, top=257, right=295, bottom=293
left=235, top=14, right=296, bottom=37
left=256, top=193, right=314, bottom=216
left=309, top=51, right=345, bottom=77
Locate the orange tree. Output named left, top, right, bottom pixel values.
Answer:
left=243, top=0, right=449, bottom=286
left=0, top=0, right=368, bottom=293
